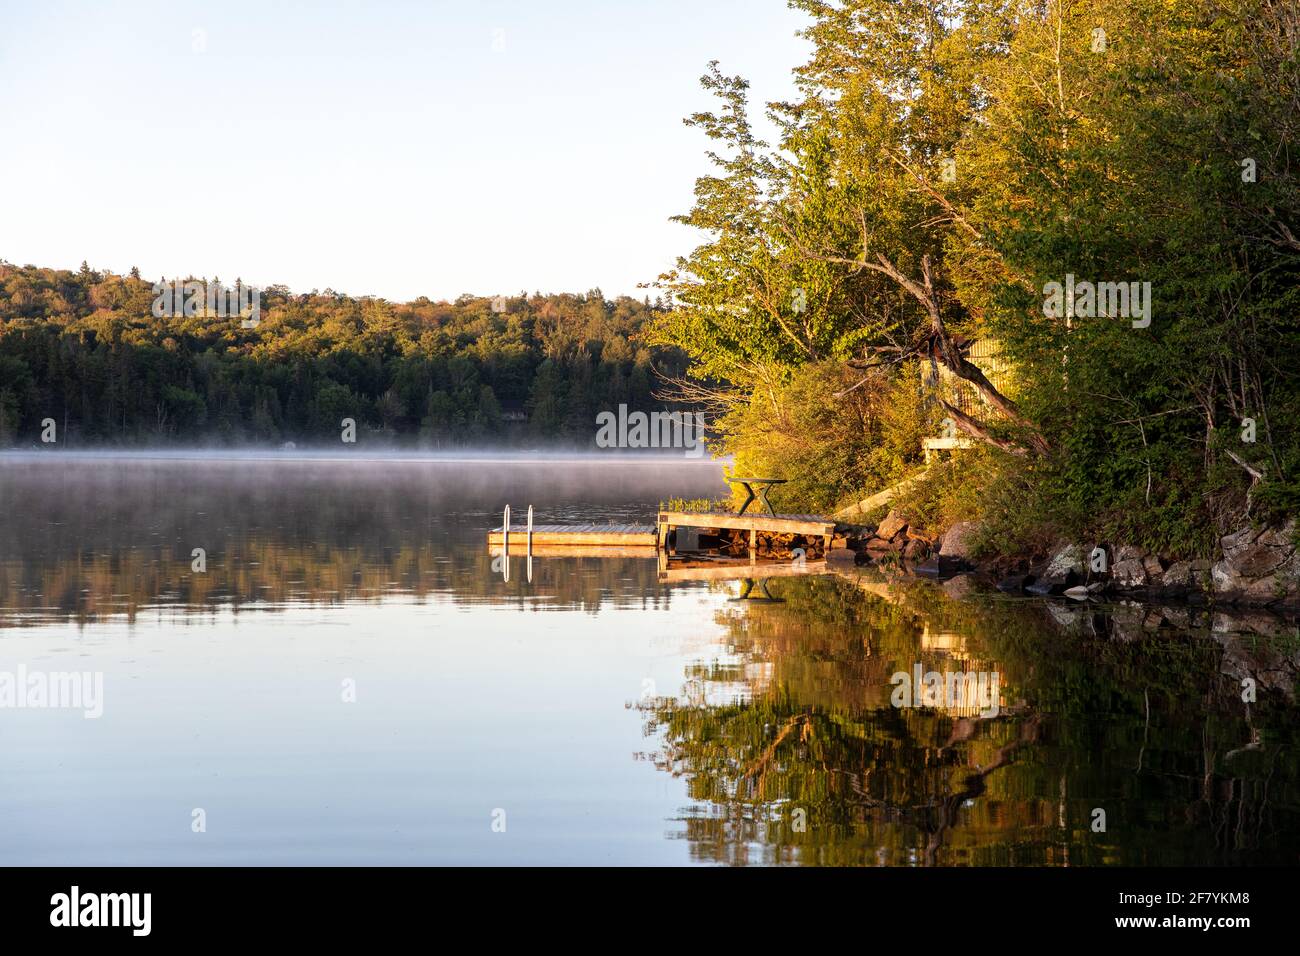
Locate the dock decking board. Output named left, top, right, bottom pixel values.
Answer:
left=656, top=510, right=836, bottom=537
left=486, top=511, right=837, bottom=551
left=489, top=544, right=657, bottom=557
left=487, top=524, right=656, bottom=547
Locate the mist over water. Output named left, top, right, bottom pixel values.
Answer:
left=0, top=453, right=726, bottom=621
left=1, top=454, right=1297, bottom=865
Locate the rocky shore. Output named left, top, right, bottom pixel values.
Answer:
left=827, top=511, right=1300, bottom=612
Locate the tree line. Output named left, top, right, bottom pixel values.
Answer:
left=0, top=260, right=692, bottom=447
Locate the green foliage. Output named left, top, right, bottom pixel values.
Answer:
left=657, top=0, right=1300, bottom=552
left=0, top=264, right=692, bottom=446
left=720, top=361, right=933, bottom=514
left=659, top=496, right=730, bottom=513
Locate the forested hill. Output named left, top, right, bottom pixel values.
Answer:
left=0, top=261, right=690, bottom=447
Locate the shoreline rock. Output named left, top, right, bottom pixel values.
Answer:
left=831, top=510, right=1300, bottom=611
left=978, top=524, right=1299, bottom=610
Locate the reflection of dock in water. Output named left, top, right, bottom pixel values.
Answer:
left=657, top=559, right=827, bottom=584
left=483, top=514, right=1007, bottom=717
left=920, top=624, right=969, bottom=656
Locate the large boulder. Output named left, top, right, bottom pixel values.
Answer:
left=1221, top=537, right=1289, bottom=578
left=1220, top=526, right=1264, bottom=553
left=1142, top=554, right=1166, bottom=578
left=1028, top=543, right=1084, bottom=594
left=939, top=521, right=981, bottom=560
left=874, top=510, right=909, bottom=541
left=1161, top=560, right=1194, bottom=587
left=1162, top=559, right=1212, bottom=591
left=1044, top=543, right=1085, bottom=579
left=1211, top=521, right=1298, bottom=604
left=1112, top=558, right=1148, bottom=588
left=1115, top=544, right=1145, bottom=564
left=903, top=537, right=931, bottom=562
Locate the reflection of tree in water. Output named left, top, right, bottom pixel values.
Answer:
left=641, top=574, right=1300, bottom=866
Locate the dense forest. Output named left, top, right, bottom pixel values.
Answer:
left=652, top=0, right=1300, bottom=555
left=0, top=260, right=689, bottom=447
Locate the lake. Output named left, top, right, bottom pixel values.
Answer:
left=0, top=454, right=1297, bottom=865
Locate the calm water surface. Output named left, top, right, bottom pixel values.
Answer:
left=0, top=454, right=1297, bottom=865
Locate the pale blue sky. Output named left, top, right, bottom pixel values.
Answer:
left=0, top=0, right=808, bottom=301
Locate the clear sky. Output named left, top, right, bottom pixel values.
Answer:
left=0, top=0, right=809, bottom=302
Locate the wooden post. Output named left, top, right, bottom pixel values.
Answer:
left=525, top=504, right=533, bottom=583
left=749, top=528, right=757, bottom=565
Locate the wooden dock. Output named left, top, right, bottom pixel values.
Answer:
left=489, top=543, right=657, bottom=558
left=487, top=523, right=656, bottom=548
left=656, top=510, right=836, bottom=551
left=485, top=511, right=839, bottom=562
